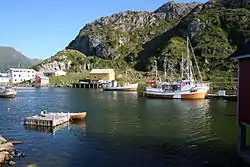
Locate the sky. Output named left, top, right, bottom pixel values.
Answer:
left=0, top=0, right=207, bottom=59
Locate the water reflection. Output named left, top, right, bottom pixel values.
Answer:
left=70, top=120, right=87, bottom=128
left=24, top=120, right=87, bottom=134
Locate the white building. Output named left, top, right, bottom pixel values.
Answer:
left=7, top=68, right=37, bottom=83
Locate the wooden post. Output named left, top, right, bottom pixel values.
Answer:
left=238, top=123, right=247, bottom=154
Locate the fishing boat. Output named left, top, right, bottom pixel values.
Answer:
left=0, top=87, right=17, bottom=98
left=102, top=70, right=138, bottom=91
left=102, top=83, right=138, bottom=91
left=145, top=37, right=209, bottom=99
left=40, top=111, right=87, bottom=120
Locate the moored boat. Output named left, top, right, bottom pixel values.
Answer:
left=102, top=83, right=138, bottom=91
left=0, top=87, right=17, bottom=98
left=145, top=37, right=209, bottom=99
left=40, top=111, right=87, bottom=120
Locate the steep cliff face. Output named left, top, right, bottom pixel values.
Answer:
left=66, top=2, right=199, bottom=61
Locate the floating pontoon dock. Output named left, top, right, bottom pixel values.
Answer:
left=24, top=114, right=70, bottom=127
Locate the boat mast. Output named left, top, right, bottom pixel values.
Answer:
left=125, top=67, right=127, bottom=84
left=189, top=39, right=203, bottom=82
left=164, top=59, right=167, bottom=81
left=154, top=60, right=158, bottom=80
left=186, top=37, right=190, bottom=80
left=181, top=53, right=183, bottom=79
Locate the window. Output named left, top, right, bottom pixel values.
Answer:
left=15, top=79, right=17, bottom=81
left=14, top=75, right=16, bottom=77
left=19, top=75, right=21, bottom=77
left=21, top=79, right=22, bottom=81
left=28, top=71, right=30, bottom=73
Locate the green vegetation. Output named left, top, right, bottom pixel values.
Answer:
left=48, top=73, right=90, bottom=87
left=33, top=7, right=249, bottom=91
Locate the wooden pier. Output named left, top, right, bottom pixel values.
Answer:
left=24, top=114, right=69, bottom=127
left=205, top=94, right=237, bottom=101
left=73, top=79, right=100, bottom=89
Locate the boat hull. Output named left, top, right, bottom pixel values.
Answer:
left=70, top=113, right=87, bottom=120
left=102, top=83, right=138, bottom=91
left=0, top=94, right=16, bottom=98
left=103, top=87, right=137, bottom=91
left=146, top=91, right=207, bottom=99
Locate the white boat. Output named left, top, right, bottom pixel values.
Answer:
left=102, top=83, right=138, bottom=91
left=102, top=69, right=138, bottom=91
left=145, top=37, right=209, bottom=99
left=39, top=111, right=87, bottom=120
left=0, top=87, right=17, bottom=98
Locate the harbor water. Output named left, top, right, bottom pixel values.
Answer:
left=0, top=88, right=248, bottom=167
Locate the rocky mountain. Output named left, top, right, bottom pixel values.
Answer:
left=30, top=58, right=43, bottom=65
left=36, top=1, right=249, bottom=86
left=0, top=47, right=42, bottom=71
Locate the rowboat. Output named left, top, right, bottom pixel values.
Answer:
left=40, top=111, right=87, bottom=120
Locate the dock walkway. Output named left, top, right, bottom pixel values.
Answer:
left=24, top=114, right=69, bottom=127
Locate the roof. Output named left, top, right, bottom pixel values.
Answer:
left=37, top=75, right=49, bottom=79
left=230, top=40, right=250, bottom=59
left=8, top=68, right=36, bottom=71
left=43, top=70, right=66, bottom=73
left=90, top=69, right=114, bottom=74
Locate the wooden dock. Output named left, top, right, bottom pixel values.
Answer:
left=205, top=94, right=237, bottom=101
left=73, top=83, right=99, bottom=89
left=24, top=114, right=69, bottom=127
left=73, top=79, right=100, bottom=89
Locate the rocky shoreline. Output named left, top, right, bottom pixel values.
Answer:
left=0, top=136, right=25, bottom=166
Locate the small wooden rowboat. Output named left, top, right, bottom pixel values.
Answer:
left=69, top=112, right=87, bottom=120
left=40, top=111, right=87, bottom=120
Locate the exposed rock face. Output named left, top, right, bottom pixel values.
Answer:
left=154, top=1, right=200, bottom=21
left=35, top=49, right=91, bottom=73
left=66, top=10, right=169, bottom=60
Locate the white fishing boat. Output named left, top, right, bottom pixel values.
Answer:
left=0, top=87, right=17, bottom=98
left=145, top=37, right=209, bottom=99
left=102, top=83, right=138, bottom=91
left=102, top=70, right=138, bottom=91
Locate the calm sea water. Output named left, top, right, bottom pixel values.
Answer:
left=0, top=88, right=248, bottom=167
